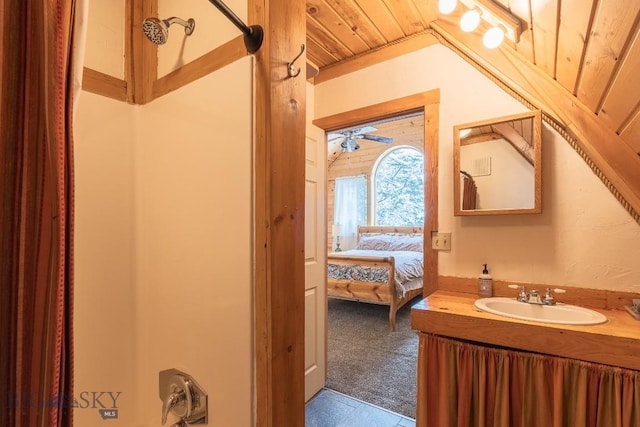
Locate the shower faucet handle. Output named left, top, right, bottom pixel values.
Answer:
left=159, top=369, right=208, bottom=426
left=162, top=390, right=186, bottom=425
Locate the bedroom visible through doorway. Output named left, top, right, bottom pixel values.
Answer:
left=311, top=89, right=440, bottom=422
left=325, top=112, right=425, bottom=418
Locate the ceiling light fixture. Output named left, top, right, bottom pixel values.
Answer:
left=483, top=25, right=506, bottom=48
left=460, top=7, right=481, bottom=32
left=438, top=0, right=458, bottom=15
left=458, top=0, right=522, bottom=46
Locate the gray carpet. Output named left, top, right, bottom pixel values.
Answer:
left=326, top=297, right=420, bottom=419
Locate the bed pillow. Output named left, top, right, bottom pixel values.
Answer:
left=388, top=234, right=423, bottom=252
left=356, top=234, right=394, bottom=251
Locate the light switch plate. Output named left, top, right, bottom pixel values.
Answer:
left=431, top=232, right=452, bottom=251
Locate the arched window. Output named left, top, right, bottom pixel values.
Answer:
left=373, top=146, right=424, bottom=226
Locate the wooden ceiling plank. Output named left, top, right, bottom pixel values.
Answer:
left=381, top=0, right=427, bottom=36
left=619, top=110, right=640, bottom=153
left=313, top=31, right=438, bottom=84
left=431, top=20, right=640, bottom=218
left=530, top=0, right=558, bottom=78
left=306, top=37, right=342, bottom=67
left=505, top=0, right=534, bottom=63
left=307, top=15, right=355, bottom=60
left=412, top=0, right=438, bottom=26
left=576, top=0, right=640, bottom=112
left=555, top=0, right=594, bottom=94
left=352, top=0, right=405, bottom=42
left=306, top=1, right=371, bottom=55
left=323, top=0, right=387, bottom=48
left=599, top=22, right=640, bottom=133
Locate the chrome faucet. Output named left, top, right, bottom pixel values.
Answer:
left=511, top=285, right=528, bottom=303
left=528, top=289, right=543, bottom=304
left=509, top=285, right=566, bottom=305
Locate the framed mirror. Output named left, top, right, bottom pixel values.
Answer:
left=453, top=110, right=542, bottom=215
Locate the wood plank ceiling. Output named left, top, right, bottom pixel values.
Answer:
left=306, top=0, right=640, bottom=158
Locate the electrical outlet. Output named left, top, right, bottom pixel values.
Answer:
left=431, top=232, right=452, bottom=251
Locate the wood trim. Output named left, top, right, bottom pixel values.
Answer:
left=313, top=90, right=440, bottom=297
left=356, top=225, right=423, bottom=241
left=81, top=67, right=127, bottom=102
left=252, top=0, right=306, bottom=425
left=423, top=102, right=439, bottom=295
left=313, top=90, right=440, bottom=131
left=430, top=21, right=640, bottom=222
left=127, top=0, right=156, bottom=104
left=453, top=110, right=542, bottom=216
left=152, top=36, right=247, bottom=100
left=313, top=32, right=439, bottom=84
left=438, top=275, right=638, bottom=311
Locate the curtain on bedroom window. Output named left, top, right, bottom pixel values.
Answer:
left=334, top=175, right=367, bottom=250
left=417, top=333, right=640, bottom=427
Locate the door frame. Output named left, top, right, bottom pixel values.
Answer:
left=313, top=90, right=441, bottom=295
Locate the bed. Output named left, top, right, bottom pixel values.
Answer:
left=327, top=226, right=424, bottom=331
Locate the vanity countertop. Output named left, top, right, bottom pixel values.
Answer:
left=411, top=290, right=640, bottom=371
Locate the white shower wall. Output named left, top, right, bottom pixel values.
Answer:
left=74, top=0, right=254, bottom=425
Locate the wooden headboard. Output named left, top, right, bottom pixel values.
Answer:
left=356, top=226, right=423, bottom=243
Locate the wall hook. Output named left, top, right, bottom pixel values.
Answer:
left=288, top=44, right=305, bottom=78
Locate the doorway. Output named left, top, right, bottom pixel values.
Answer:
left=311, top=90, right=440, bottom=420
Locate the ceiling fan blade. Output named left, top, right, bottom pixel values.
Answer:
left=327, top=133, right=345, bottom=141
left=359, top=134, right=393, bottom=144
left=355, top=125, right=377, bottom=134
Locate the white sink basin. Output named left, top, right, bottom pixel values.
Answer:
left=474, top=297, right=607, bottom=325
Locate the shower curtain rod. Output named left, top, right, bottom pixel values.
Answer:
left=207, top=0, right=263, bottom=53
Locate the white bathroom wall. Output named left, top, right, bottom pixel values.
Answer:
left=74, top=92, right=138, bottom=426
left=156, top=0, right=247, bottom=77
left=83, top=0, right=125, bottom=78
left=134, top=58, right=253, bottom=426
left=75, top=0, right=137, bottom=424
left=315, top=44, right=640, bottom=292
left=75, top=0, right=254, bottom=425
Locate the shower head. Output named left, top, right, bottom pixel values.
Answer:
left=142, top=17, right=195, bottom=45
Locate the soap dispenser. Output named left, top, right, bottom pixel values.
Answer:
left=478, top=264, right=493, bottom=297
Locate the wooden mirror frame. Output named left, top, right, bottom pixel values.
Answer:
left=453, top=110, right=542, bottom=216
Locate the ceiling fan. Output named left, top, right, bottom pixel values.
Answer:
left=327, top=126, right=393, bottom=152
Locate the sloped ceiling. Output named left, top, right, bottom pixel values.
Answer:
left=306, top=0, right=640, bottom=220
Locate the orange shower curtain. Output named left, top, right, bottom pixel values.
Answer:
left=417, top=333, right=640, bottom=427
left=1, top=1, right=77, bottom=425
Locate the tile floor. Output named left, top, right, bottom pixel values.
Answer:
left=305, top=388, right=416, bottom=427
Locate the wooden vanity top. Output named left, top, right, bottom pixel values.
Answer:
left=411, top=290, right=640, bottom=371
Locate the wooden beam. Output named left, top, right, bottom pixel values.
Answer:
left=313, top=31, right=439, bottom=84
left=126, top=0, right=156, bottom=104
left=81, top=67, right=127, bottom=102
left=251, top=0, right=306, bottom=425
left=492, top=122, right=534, bottom=165
left=152, top=36, right=246, bottom=100
left=430, top=21, right=640, bottom=221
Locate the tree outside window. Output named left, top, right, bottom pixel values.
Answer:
left=374, top=147, right=424, bottom=226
